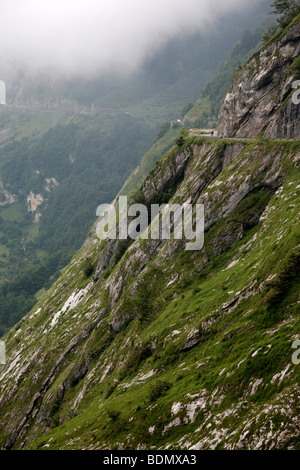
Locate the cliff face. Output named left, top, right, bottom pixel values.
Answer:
left=219, top=18, right=300, bottom=139
left=0, top=136, right=299, bottom=450
left=0, top=18, right=299, bottom=451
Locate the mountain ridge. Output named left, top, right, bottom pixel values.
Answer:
left=0, top=13, right=299, bottom=451
left=0, top=13, right=273, bottom=334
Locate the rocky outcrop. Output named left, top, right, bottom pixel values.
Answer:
left=0, top=136, right=299, bottom=450
left=0, top=20, right=300, bottom=449
left=0, top=179, right=17, bottom=206
left=219, top=19, right=300, bottom=138
left=26, top=191, right=44, bottom=213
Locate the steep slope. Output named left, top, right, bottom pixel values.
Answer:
left=0, top=16, right=299, bottom=451
left=0, top=6, right=272, bottom=335
left=0, top=135, right=299, bottom=450
left=219, top=15, right=300, bottom=138
left=0, top=111, right=153, bottom=333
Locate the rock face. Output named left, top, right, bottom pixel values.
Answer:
left=0, top=19, right=299, bottom=452
left=0, top=179, right=17, bottom=206
left=26, top=191, right=44, bottom=213
left=0, top=137, right=299, bottom=451
left=219, top=19, right=300, bottom=138
left=3, top=75, right=113, bottom=114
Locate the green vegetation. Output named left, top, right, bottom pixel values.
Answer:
left=263, top=1, right=300, bottom=43
left=148, top=380, right=173, bottom=402
left=0, top=3, right=271, bottom=332
left=81, top=257, right=95, bottom=278
left=181, top=103, right=194, bottom=118
left=0, top=137, right=299, bottom=451
left=119, top=125, right=181, bottom=198
left=0, top=250, right=70, bottom=336
left=0, top=112, right=154, bottom=332
left=106, top=409, right=121, bottom=423
left=0, top=2, right=299, bottom=451
left=290, top=55, right=300, bottom=73
left=271, top=0, right=300, bottom=28
left=175, top=128, right=189, bottom=147
left=263, top=248, right=300, bottom=310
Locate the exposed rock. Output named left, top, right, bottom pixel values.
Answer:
left=44, top=177, right=59, bottom=192
left=93, top=239, right=119, bottom=282
left=181, top=329, right=201, bottom=352
left=162, top=418, right=181, bottom=435
left=0, top=180, right=17, bottom=206
left=26, top=191, right=44, bottom=213
left=0, top=19, right=299, bottom=450
left=219, top=20, right=300, bottom=138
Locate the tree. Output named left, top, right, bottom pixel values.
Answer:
left=262, top=24, right=280, bottom=44
left=175, top=128, right=188, bottom=148
left=262, top=0, right=300, bottom=44
left=271, top=0, right=300, bottom=28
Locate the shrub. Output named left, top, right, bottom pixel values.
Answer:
left=107, top=408, right=121, bottom=422
left=81, top=257, right=94, bottom=277
left=262, top=25, right=280, bottom=44
left=175, top=129, right=188, bottom=147
left=119, top=342, right=153, bottom=380
left=105, top=383, right=118, bottom=399
left=148, top=380, right=172, bottom=402
left=264, top=249, right=300, bottom=309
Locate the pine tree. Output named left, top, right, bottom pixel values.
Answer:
left=271, top=0, right=300, bottom=28
left=263, top=0, right=300, bottom=44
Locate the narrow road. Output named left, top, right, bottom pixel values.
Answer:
left=189, top=128, right=219, bottom=137
left=188, top=129, right=298, bottom=142
left=1, top=104, right=117, bottom=116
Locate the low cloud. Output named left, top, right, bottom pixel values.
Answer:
left=0, top=0, right=265, bottom=78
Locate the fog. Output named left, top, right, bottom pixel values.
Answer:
left=0, top=0, right=265, bottom=78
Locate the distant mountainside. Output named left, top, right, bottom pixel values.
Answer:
left=118, top=19, right=276, bottom=201
left=1, top=5, right=269, bottom=124
left=0, top=14, right=299, bottom=450
left=0, top=9, right=272, bottom=334
left=0, top=112, right=154, bottom=332
left=182, top=21, right=272, bottom=129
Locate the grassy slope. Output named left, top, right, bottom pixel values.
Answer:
left=0, top=138, right=299, bottom=450
left=0, top=106, right=68, bottom=142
